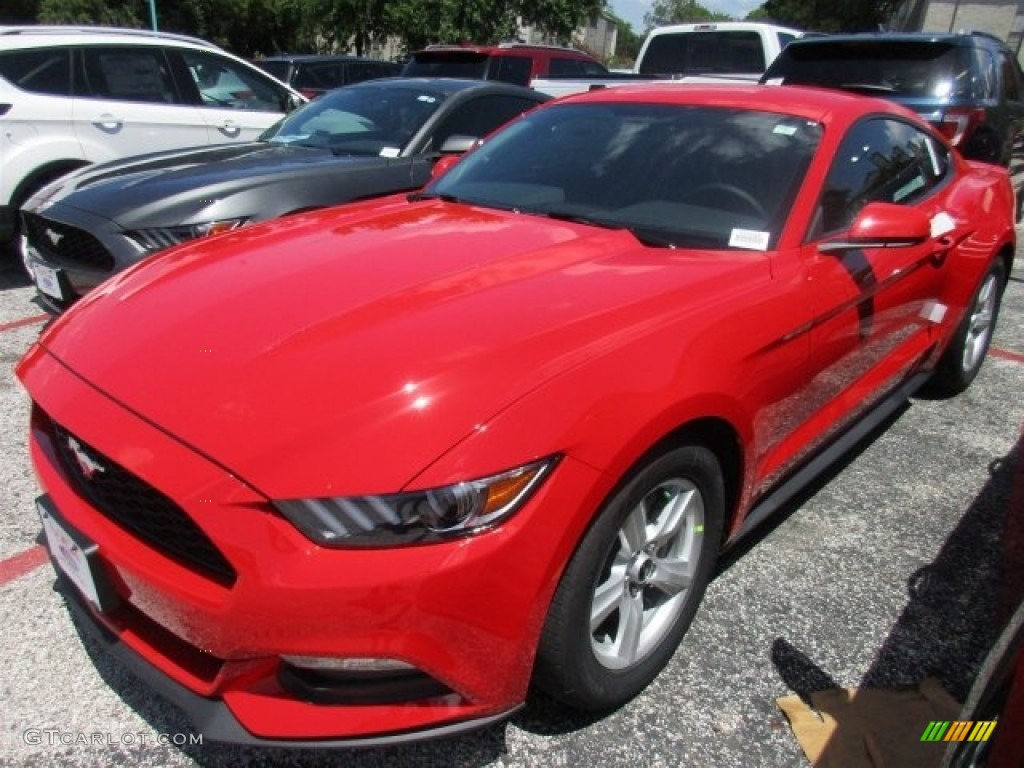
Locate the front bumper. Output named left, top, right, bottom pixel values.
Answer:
left=54, top=569, right=517, bottom=748
left=20, top=343, right=599, bottom=743
left=19, top=203, right=144, bottom=310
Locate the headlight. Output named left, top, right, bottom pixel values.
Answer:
left=273, top=457, right=558, bottom=548
left=124, top=217, right=249, bottom=252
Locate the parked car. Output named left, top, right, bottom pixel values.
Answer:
left=761, top=31, right=1024, bottom=218
left=253, top=54, right=402, bottom=99
left=19, top=84, right=1014, bottom=746
left=401, top=42, right=608, bottom=86
left=19, top=77, right=548, bottom=312
left=0, top=25, right=305, bottom=244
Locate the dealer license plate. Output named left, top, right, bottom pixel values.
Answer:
left=33, top=262, right=65, bottom=301
left=37, top=499, right=105, bottom=611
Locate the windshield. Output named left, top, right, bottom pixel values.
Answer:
left=260, top=85, right=448, bottom=155
left=427, top=102, right=822, bottom=250
left=764, top=42, right=994, bottom=100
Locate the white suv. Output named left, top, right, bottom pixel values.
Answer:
left=0, top=26, right=304, bottom=243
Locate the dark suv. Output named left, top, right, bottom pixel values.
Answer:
left=761, top=32, right=1024, bottom=216
left=254, top=55, right=401, bottom=98
left=401, top=43, right=607, bottom=86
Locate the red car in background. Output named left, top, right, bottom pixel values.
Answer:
left=18, top=85, right=1015, bottom=746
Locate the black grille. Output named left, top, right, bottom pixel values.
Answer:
left=23, top=212, right=116, bottom=272
left=48, top=419, right=236, bottom=586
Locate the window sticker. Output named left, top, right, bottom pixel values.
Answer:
left=379, top=147, right=400, bottom=158
left=729, top=228, right=771, bottom=251
left=773, top=123, right=798, bottom=136
left=417, top=95, right=437, bottom=103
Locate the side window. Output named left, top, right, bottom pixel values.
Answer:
left=492, top=56, right=532, bottom=85
left=0, top=48, right=71, bottom=96
left=429, top=95, right=538, bottom=150
left=817, top=118, right=951, bottom=236
left=80, top=47, right=178, bottom=103
left=179, top=50, right=289, bottom=112
left=1000, top=52, right=1023, bottom=101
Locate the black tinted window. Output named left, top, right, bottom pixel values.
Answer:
left=766, top=42, right=994, bottom=99
left=0, top=48, right=71, bottom=95
left=639, top=31, right=766, bottom=75
left=429, top=94, right=540, bottom=149
left=818, top=118, right=950, bottom=235
left=80, top=47, right=178, bottom=103
left=493, top=56, right=532, bottom=85
left=403, top=52, right=488, bottom=79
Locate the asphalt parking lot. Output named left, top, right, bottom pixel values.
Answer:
left=0, top=240, right=1022, bottom=768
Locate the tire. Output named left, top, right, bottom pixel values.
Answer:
left=927, top=260, right=1005, bottom=397
left=533, top=444, right=724, bottom=710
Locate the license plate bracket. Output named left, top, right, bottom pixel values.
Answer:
left=37, top=496, right=118, bottom=613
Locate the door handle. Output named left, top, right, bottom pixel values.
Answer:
left=92, top=114, right=123, bottom=131
left=219, top=119, right=240, bottom=136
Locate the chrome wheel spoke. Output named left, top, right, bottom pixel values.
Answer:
left=612, top=590, right=645, bottom=665
left=591, top=566, right=626, bottom=632
left=648, top=555, right=693, bottom=596
left=619, top=500, right=648, bottom=553
left=650, top=489, right=695, bottom=546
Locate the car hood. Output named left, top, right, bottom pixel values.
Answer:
left=35, top=199, right=757, bottom=497
left=32, top=142, right=390, bottom=227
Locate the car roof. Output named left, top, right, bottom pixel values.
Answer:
left=345, top=76, right=548, bottom=98
left=562, top=83, right=908, bottom=124
left=780, top=30, right=1010, bottom=50
left=412, top=43, right=597, bottom=59
left=0, top=25, right=220, bottom=50
left=256, top=54, right=385, bottom=64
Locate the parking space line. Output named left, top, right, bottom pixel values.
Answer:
left=0, top=545, right=47, bottom=587
left=0, top=314, right=48, bottom=334
left=990, top=346, right=1024, bottom=364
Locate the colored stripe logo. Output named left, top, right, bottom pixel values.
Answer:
left=921, top=721, right=997, bottom=742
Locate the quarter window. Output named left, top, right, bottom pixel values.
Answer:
left=817, top=118, right=951, bottom=236
left=0, top=48, right=71, bottom=96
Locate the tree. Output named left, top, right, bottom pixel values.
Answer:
left=644, top=0, right=732, bottom=29
left=748, top=0, right=900, bottom=32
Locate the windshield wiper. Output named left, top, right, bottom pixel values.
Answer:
left=536, top=208, right=625, bottom=230
left=838, top=82, right=898, bottom=94
left=406, top=190, right=463, bottom=203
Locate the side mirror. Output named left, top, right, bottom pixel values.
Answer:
left=439, top=134, right=480, bottom=155
left=431, top=154, right=461, bottom=179
left=819, top=202, right=932, bottom=253
left=282, top=93, right=304, bottom=113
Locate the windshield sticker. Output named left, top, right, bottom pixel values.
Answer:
left=379, top=147, right=400, bottom=158
left=773, top=124, right=798, bottom=136
left=729, top=229, right=771, bottom=251
left=417, top=95, right=437, bottom=103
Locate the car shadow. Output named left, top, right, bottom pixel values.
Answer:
left=771, top=428, right=1023, bottom=760
left=0, top=243, right=31, bottom=291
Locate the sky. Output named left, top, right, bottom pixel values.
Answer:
left=611, top=0, right=763, bottom=31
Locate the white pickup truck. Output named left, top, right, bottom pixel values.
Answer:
left=531, top=22, right=806, bottom=98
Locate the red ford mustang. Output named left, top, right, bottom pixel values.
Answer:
left=18, top=85, right=1015, bottom=746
